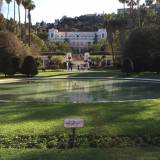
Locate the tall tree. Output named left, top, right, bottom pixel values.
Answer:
left=145, top=0, right=154, bottom=6
left=22, top=0, right=29, bottom=26
left=5, top=0, right=12, bottom=19
left=16, top=0, right=21, bottom=25
left=105, top=14, right=116, bottom=64
left=27, top=0, right=35, bottom=46
left=22, top=0, right=30, bottom=42
left=126, top=0, right=138, bottom=14
left=119, top=0, right=128, bottom=15
left=0, top=0, right=3, bottom=14
left=16, top=0, right=22, bottom=38
left=13, top=0, right=15, bottom=21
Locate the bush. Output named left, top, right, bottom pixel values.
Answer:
left=151, top=56, right=160, bottom=74
left=122, top=58, right=134, bottom=74
left=50, top=56, right=64, bottom=69
left=90, top=56, right=102, bottom=68
left=0, top=31, right=29, bottom=76
left=1, top=134, right=160, bottom=149
left=0, top=56, right=21, bottom=77
left=21, top=56, right=38, bottom=77
left=0, top=31, right=27, bottom=57
left=122, top=27, right=160, bottom=73
left=123, top=28, right=152, bottom=73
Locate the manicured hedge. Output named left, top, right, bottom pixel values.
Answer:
left=1, top=134, right=160, bottom=149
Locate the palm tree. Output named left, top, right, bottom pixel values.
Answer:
left=27, top=0, right=35, bottom=46
left=16, top=0, right=22, bottom=25
left=16, top=0, right=22, bottom=38
left=0, top=0, right=3, bottom=14
left=22, top=0, right=29, bottom=26
left=105, top=14, right=116, bottom=64
left=126, top=0, right=138, bottom=14
left=119, top=0, right=128, bottom=15
left=137, top=0, right=141, bottom=27
left=145, top=0, right=154, bottom=6
left=13, top=0, right=15, bottom=21
left=22, top=0, right=30, bottom=42
left=5, top=0, right=12, bottom=19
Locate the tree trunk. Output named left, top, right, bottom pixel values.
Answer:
left=25, top=9, right=26, bottom=25
left=110, top=42, right=115, bottom=65
left=23, top=9, right=27, bottom=43
left=28, top=11, right=31, bottom=46
left=14, top=0, right=15, bottom=21
left=0, top=0, right=2, bottom=14
left=7, top=4, right=9, bottom=19
left=18, top=5, right=21, bottom=39
left=137, top=0, right=141, bottom=27
left=18, top=5, right=20, bottom=25
left=123, top=3, right=126, bottom=16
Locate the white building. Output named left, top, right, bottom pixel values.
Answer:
left=117, top=8, right=130, bottom=14
left=48, top=28, right=107, bottom=53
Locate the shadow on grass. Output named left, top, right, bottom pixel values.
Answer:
left=1, top=148, right=160, bottom=160
left=0, top=100, right=160, bottom=136
left=36, top=70, right=123, bottom=78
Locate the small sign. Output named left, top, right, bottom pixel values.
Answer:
left=64, top=119, right=84, bottom=128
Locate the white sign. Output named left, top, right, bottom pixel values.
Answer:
left=64, top=119, right=84, bottom=128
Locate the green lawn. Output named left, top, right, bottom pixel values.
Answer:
left=0, top=100, right=160, bottom=136
left=36, top=70, right=160, bottom=79
left=0, top=69, right=123, bottom=79
left=1, top=148, right=160, bottom=160
left=1, top=70, right=160, bottom=159
left=1, top=69, right=160, bottom=80
left=36, top=70, right=123, bottom=78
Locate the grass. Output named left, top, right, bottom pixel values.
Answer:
left=1, top=70, right=160, bottom=159
left=1, top=148, right=160, bottom=160
left=0, top=100, right=160, bottom=136
left=35, top=70, right=160, bottom=79
left=1, top=69, right=160, bottom=80
left=0, top=69, right=123, bottom=79
left=36, top=69, right=123, bottom=78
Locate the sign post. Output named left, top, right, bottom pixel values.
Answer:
left=64, top=119, right=84, bottom=148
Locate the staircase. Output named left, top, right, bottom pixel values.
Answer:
left=72, top=54, right=84, bottom=65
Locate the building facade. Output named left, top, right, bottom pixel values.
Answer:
left=48, top=28, right=107, bottom=53
left=117, top=8, right=130, bottom=14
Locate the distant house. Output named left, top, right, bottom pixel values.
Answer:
left=48, top=29, right=107, bottom=54
left=155, top=1, right=160, bottom=12
left=157, top=0, right=160, bottom=3
left=117, top=8, right=130, bottom=14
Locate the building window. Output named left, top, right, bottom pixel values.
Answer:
left=102, top=33, right=105, bottom=38
left=51, top=33, right=53, bottom=38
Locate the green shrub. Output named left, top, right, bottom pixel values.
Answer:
left=1, top=134, right=160, bottom=149
left=50, top=56, right=64, bottom=69
left=21, top=56, right=38, bottom=77
left=123, top=27, right=160, bottom=73
left=0, top=31, right=28, bottom=76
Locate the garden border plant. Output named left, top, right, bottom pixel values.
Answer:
left=1, top=134, right=160, bottom=149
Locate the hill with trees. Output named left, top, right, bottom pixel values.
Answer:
left=34, top=14, right=105, bottom=33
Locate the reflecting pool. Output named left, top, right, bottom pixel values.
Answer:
left=0, top=79, right=160, bottom=103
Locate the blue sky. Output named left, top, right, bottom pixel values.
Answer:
left=2, top=0, right=145, bottom=24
